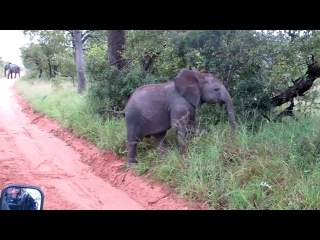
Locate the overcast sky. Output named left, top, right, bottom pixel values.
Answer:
left=0, top=30, right=31, bottom=67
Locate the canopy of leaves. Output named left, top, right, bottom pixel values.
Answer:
left=20, top=30, right=320, bottom=122
left=0, top=56, right=4, bottom=70
left=21, top=30, right=74, bottom=79
left=85, top=43, right=161, bottom=111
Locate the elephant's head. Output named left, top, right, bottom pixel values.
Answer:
left=173, top=67, right=236, bottom=130
left=4, top=63, right=11, bottom=77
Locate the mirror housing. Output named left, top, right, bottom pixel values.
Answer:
left=0, top=184, right=44, bottom=210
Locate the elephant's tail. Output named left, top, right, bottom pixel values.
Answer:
left=98, top=108, right=126, bottom=114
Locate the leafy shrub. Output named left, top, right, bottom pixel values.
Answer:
left=85, top=45, right=162, bottom=112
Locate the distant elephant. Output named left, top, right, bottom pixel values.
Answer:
left=106, top=67, right=236, bottom=164
left=4, top=63, right=20, bottom=79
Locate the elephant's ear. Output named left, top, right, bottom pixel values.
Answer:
left=174, top=69, right=201, bottom=108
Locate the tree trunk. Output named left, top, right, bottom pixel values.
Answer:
left=47, top=60, right=52, bottom=79
left=34, top=59, right=42, bottom=78
left=53, top=65, right=59, bottom=78
left=107, top=30, right=126, bottom=69
left=73, top=30, right=86, bottom=93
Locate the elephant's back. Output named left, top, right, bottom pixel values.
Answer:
left=125, top=82, right=174, bottom=108
left=11, top=64, right=20, bottom=68
left=134, top=81, right=173, bottom=92
left=9, top=64, right=20, bottom=70
left=124, top=82, right=173, bottom=120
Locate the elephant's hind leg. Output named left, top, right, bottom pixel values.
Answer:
left=126, top=126, right=144, bottom=164
left=153, top=131, right=168, bottom=155
left=127, top=140, right=139, bottom=164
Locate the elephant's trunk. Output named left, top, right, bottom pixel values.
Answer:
left=224, top=93, right=236, bottom=130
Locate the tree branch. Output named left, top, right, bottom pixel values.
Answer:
left=274, top=97, right=299, bottom=121
left=287, top=30, right=297, bottom=42
left=81, top=30, right=92, bottom=44
left=264, top=54, right=320, bottom=109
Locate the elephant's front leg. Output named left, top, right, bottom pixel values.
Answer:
left=188, top=114, right=197, bottom=136
left=171, top=110, right=195, bottom=155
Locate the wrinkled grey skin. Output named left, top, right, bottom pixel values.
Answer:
left=114, top=67, right=236, bottom=164
left=4, top=63, right=20, bottom=79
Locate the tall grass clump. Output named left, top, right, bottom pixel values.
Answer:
left=132, top=115, right=320, bottom=209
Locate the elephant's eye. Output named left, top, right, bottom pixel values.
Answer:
left=214, top=88, right=220, bottom=91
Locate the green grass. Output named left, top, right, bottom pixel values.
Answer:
left=15, top=78, right=320, bottom=209
left=15, top=79, right=127, bottom=156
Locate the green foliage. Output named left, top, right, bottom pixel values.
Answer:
left=83, top=30, right=107, bottom=50
left=21, top=30, right=69, bottom=80
left=232, top=63, right=275, bottom=129
left=124, top=30, right=186, bottom=80
left=20, top=30, right=320, bottom=124
left=20, top=43, right=43, bottom=77
left=0, top=56, right=4, bottom=70
left=85, top=44, right=161, bottom=111
left=53, top=52, right=76, bottom=80
left=166, top=31, right=261, bottom=86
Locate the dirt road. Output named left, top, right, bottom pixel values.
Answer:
left=0, top=77, right=208, bottom=210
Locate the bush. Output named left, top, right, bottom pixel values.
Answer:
left=85, top=51, right=162, bottom=112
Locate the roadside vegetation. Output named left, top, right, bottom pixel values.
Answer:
left=10, top=30, right=320, bottom=209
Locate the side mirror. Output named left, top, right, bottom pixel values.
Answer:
left=0, top=184, right=44, bottom=210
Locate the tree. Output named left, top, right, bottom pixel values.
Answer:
left=66, top=30, right=100, bottom=93
left=23, top=30, right=92, bottom=92
left=20, top=43, right=44, bottom=78
left=260, top=54, right=320, bottom=121
left=71, top=30, right=86, bottom=93
left=107, top=30, right=126, bottom=69
left=0, top=56, right=4, bottom=70
left=22, top=30, right=67, bottom=79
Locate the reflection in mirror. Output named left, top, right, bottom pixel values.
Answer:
left=2, top=186, right=43, bottom=210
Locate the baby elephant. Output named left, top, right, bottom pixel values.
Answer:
left=111, top=67, right=236, bottom=164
